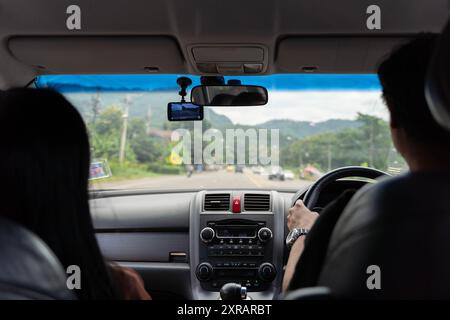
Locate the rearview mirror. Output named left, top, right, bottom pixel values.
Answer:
left=190, top=85, right=268, bottom=106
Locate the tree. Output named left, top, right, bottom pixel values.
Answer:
left=95, top=106, right=122, bottom=135
left=128, top=118, right=165, bottom=163
left=280, top=113, right=393, bottom=172
left=355, top=113, right=391, bottom=169
left=88, top=105, right=136, bottom=162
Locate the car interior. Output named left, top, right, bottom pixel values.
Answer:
left=0, top=0, right=449, bottom=302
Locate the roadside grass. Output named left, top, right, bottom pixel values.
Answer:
left=89, top=162, right=163, bottom=185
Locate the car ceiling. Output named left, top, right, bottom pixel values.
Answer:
left=0, top=0, right=448, bottom=89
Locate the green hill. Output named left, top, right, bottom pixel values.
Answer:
left=255, top=119, right=361, bottom=139
left=66, top=92, right=360, bottom=139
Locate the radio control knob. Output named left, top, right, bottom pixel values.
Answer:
left=200, top=227, right=215, bottom=243
left=258, top=263, right=276, bottom=282
left=196, top=262, right=214, bottom=281
left=258, top=227, right=273, bottom=242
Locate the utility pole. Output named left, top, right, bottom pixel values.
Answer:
left=369, top=118, right=375, bottom=167
left=119, top=94, right=132, bottom=165
left=327, top=144, right=332, bottom=171
left=299, top=152, right=303, bottom=168
left=146, top=104, right=152, bottom=135
left=119, top=94, right=143, bottom=165
left=119, top=100, right=129, bottom=165
left=91, top=91, right=100, bottom=126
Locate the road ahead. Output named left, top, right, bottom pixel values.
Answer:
left=94, top=169, right=311, bottom=191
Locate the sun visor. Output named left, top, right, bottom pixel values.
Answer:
left=8, top=36, right=186, bottom=74
left=276, top=37, right=411, bottom=73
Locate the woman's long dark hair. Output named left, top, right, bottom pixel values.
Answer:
left=0, top=88, right=120, bottom=299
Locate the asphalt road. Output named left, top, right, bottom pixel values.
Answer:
left=94, top=169, right=311, bottom=191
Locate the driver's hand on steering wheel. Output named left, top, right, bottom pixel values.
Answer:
left=288, top=200, right=319, bottom=231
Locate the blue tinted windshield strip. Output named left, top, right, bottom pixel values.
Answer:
left=35, top=74, right=380, bottom=93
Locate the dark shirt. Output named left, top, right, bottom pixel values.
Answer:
left=288, top=189, right=356, bottom=291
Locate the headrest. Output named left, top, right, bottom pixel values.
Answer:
left=426, top=18, right=450, bottom=131
left=0, top=218, right=74, bottom=299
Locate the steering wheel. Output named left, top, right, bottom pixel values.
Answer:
left=291, top=166, right=389, bottom=210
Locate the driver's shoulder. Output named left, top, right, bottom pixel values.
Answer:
left=334, top=171, right=450, bottom=236
left=329, top=173, right=408, bottom=240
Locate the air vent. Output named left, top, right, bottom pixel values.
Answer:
left=244, top=194, right=271, bottom=212
left=204, top=194, right=230, bottom=211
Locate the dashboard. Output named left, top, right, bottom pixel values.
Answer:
left=189, top=191, right=284, bottom=300
left=90, top=180, right=368, bottom=300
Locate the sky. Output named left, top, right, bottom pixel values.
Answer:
left=37, top=74, right=388, bottom=125
left=210, top=90, right=387, bottom=125
left=36, top=74, right=382, bottom=92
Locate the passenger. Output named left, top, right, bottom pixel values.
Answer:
left=283, top=34, right=450, bottom=292
left=0, top=88, right=151, bottom=300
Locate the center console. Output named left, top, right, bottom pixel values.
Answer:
left=189, top=191, right=285, bottom=300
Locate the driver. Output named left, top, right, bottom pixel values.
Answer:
left=282, top=34, right=450, bottom=292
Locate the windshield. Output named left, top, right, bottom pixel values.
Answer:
left=36, top=74, right=407, bottom=191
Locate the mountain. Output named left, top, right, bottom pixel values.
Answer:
left=65, top=92, right=360, bottom=139
left=204, top=109, right=234, bottom=128
left=255, top=119, right=361, bottom=139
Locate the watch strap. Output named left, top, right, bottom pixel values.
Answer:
left=286, top=228, right=309, bottom=248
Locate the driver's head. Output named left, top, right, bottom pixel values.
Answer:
left=377, top=34, right=450, bottom=170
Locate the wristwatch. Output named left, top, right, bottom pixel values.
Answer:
left=286, top=228, right=309, bottom=249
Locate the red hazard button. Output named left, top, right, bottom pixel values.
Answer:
left=232, top=196, right=241, bottom=213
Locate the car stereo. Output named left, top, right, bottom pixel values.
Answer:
left=196, top=219, right=276, bottom=292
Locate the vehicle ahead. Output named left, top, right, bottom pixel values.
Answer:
left=283, top=170, right=295, bottom=180
left=226, top=165, right=234, bottom=173
left=252, top=166, right=264, bottom=174
left=0, top=0, right=448, bottom=303
left=301, top=165, right=324, bottom=180
left=268, top=166, right=285, bottom=181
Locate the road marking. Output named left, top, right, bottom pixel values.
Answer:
left=244, top=170, right=264, bottom=188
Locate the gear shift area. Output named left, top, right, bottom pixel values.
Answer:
left=219, top=283, right=250, bottom=300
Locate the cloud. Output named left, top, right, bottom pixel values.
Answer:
left=209, top=90, right=388, bottom=125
